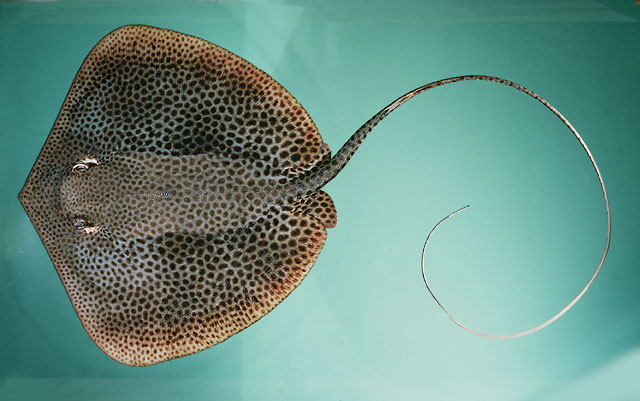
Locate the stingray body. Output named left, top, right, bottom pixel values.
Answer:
left=18, top=25, right=606, bottom=366
left=19, top=25, right=341, bottom=366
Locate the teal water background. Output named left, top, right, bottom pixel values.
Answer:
left=1, top=1, right=639, bottom=400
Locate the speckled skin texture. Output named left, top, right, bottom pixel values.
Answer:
left=19, top=25, right=338, bottom=366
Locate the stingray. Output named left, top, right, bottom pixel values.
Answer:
left=18, top=25, right=610, bottom=366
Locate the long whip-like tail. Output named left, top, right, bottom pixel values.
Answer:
left=297, top=75, right=611, bottom=337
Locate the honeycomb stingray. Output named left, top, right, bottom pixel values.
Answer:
left=18, top=25, right=610, bottom=366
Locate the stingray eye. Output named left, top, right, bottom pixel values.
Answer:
left=72, top=157, right=99, bottom=175
left=73, top=217, right=92, bottom=229
left=72, top=216, right=99, bottom=233
left=72, top=163, right=89, bottom=174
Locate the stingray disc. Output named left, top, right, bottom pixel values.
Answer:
left=18, top=25, right=337, bottom=366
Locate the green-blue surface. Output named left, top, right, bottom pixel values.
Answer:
left=1, top=1, right=639, bottom=400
